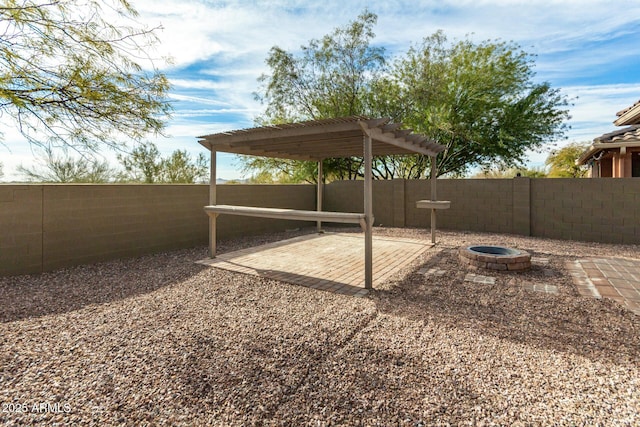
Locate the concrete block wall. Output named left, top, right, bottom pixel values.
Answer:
left=41, top=185, right=210, bottom=271
left=323, top=179, right=398, bottom=227
left=404, top=179, right=515, bottom=234
left=325, top=178, right=640, bottom=244
left=512, top=178, right=531, bottom=236
left=216, top=184, right=316, bottom=238
left=531, top=178, right=640, bottom=244
left=0, top=186, right=43, bottom=275
left=2, top=179, right=639, bottom=276
left=1, top=184, right=315, bottom=276
left=323, top=180, right=363, bottom=214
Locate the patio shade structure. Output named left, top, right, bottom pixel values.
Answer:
left=198, top=116, right=445, bottom=289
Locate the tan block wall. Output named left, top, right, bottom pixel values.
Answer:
left=324, top=180, right=363, bottom=214
left=325, top=179, right=514, bottom=232
left=531, top=178, right=640, bottom=244
left=327, top=178, right=640, bottom=244
left=0, top=186, right=43, bottom=275
left=512, top=178, right=531, bottom=236
left=216, top=184, right=316, bottom=238
left=1, top=184, right=315, bottom=276
left=3, top=179, right=639, bottom=276
left=324, top=180, right=398, bottom=227
left=405, top=179, right=515, bottom=233
left=41, top=185, right=210, bottom=271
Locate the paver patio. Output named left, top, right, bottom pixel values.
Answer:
left=567, top=257, right=640, bottom=315
left=197, top=232, right=432, bottom=296
left=196, top=230, right=640, bottom=315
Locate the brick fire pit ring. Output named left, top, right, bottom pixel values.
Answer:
left=459, top=245, right=531, bottom=271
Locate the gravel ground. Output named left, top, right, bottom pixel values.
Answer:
left=1, top=227, right=639, bottom=426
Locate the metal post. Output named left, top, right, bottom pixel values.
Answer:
left=364, top=135, right=373, bottom=289
left=209, top=150, right=217, bottom=257
left=430, top=156, right=437, bottom=244
left=317, top=159, right=323, bottom=232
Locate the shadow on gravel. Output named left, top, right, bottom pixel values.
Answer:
left=164, top=287, right=378, bottom=424
left=374, top=249, right=640, bottom=368
left=0, top=247, right=208, bottom=323
left=0, top=228, right=321, bottom=324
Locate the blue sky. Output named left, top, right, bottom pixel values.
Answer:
left=2, top=0, right=640, bottom=180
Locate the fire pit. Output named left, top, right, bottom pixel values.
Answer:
left=459, top=245, right=531, bottom=271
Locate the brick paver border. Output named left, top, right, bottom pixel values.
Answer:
left=567, top=258, right=640, bottom=315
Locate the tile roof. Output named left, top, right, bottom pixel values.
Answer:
left=577, top=125, right=640, bottom=164
left=594, top=125, right=640, bottom=144
left=614, top=99, right=640, bottom=126
left=616, top=100, right=640, bottom=117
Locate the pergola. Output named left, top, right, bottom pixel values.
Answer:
left=198, top=116, right=445, bottom=289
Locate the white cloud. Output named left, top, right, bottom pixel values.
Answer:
left=563, top=84, right=640, bottom=137
left=169, top=93, right=232, bottom=107
left=170, top=79, right=227, bottom=90
left=173, top=108, right=257, bottom=118
left=133, top=0, right=343, bottom=68
left=524, top=83, right=640, bottom=168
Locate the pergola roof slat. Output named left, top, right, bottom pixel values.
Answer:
left=223, top=132, right=362, bottom=148
left=199, top=116, right=444, bottom=160
left=212, top=143, right=316, bottom=160
left=382, top=123, right=402, bottom=132
left=394, top=129, right=412, bottom=138
left=364, top=117, right=390, bottom=128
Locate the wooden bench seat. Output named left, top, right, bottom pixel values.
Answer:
left=204, top=205, right=368, bottom=230
left=416, top=200, right=451, bottom=209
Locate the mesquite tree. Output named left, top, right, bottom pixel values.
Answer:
left=0, top=0, right=171, bottom=152
left=381, top=31, right=570, bottom=177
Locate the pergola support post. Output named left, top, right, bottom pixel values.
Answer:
left=317, top=159, right=323, bottom=232
left=364, top=135, right=373, bottom=289
left=209, top=150, right=217, bottom=257
left=430, top=157, right=437, bottom=245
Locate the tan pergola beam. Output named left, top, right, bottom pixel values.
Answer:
left=359, top=123, right=443, bottom=157
left=201, top=142, right=427, bottom=160
left=209, top=150, right=217, bottom=257
left=200, top=142, right=316, bottom=161
left=200, top=116, right=445, bottom=160
left=199, top=119, right=367, bottom=146
left=317, top=159, right=323, bottom=233
left=382, top=123, right=402, bottom=132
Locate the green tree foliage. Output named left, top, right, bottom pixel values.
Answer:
left=546, top=142, right=590, bottom=177
left=247, top=12, right=570, bottom=182
left=472, top=166, right=547, bottom=179
left=18, top=151, right=115, bottom=182
left=117, top=141, right=208, bottom=183
left=0, top=0, right=171, bottom=152
left=160, top=150, right=208, bottom=183
left=255, top=10, right=384, bottom=123
left=245, top=11, right=383, bottom=182
left=378, top=31, right=570, bottom=177
left=117, top=141, right=162, bottom=183
left=241, top=157, right=364, bottom=184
